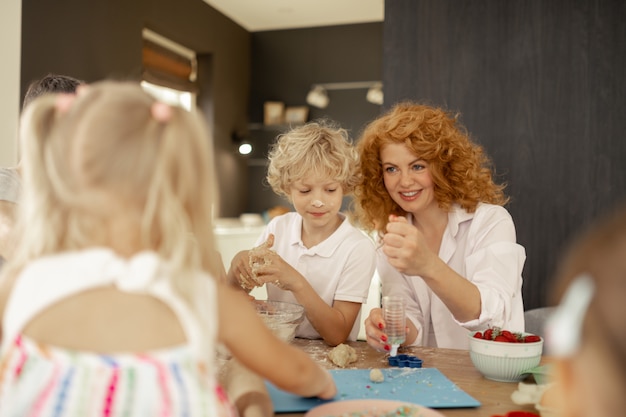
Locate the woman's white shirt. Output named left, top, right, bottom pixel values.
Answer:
left=379, top=203, right=526, bottom=349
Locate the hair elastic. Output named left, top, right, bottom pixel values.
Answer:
left=151, top=101, right=172, bottom=123
left=544, top=273, right=595, bottom=357
left=76, top=84, right=90, bottom=97
left=55, top=93, right=76, bottom=114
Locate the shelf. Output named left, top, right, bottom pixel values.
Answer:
left=248, top=123, right=297, bottom=132
left=246, top=158, right=269, bottom=166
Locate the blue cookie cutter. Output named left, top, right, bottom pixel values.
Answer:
left=388, top=354, right=423, bottom=368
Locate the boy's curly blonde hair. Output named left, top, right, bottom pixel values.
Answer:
left=266, top=120, right=360, bottom=200
left=353, top=102, right=509, bottom=235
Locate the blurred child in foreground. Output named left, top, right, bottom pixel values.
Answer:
left=0, top=81, right=335, bottom=415
left=542, top=203, right=626, bottom=417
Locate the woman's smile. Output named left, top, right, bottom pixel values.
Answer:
left=399, top=190, right=421, bottom=201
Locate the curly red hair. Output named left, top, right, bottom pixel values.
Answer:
left=352, top=102, right=509, bottom=235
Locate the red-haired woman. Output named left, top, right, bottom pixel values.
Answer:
left=354, top=102, right=525, bottom=350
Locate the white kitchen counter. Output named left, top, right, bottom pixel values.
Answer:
left=214, top=217, right=268, bottom=299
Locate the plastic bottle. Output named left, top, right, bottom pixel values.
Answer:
left=382, top=295, right=406, bottom=356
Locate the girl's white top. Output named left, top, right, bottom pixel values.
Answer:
left=0, top=248, right=235, bottom=417
left=0, top=168, right=21, bottom=203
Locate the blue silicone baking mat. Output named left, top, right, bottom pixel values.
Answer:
left=267, top=368, right=481, bottom=413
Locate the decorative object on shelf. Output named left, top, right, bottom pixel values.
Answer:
left=284, top=106, right=309, bottom=125
left=263, top=101, right=285, bottom=125
left=267, top=205, right=291, bottom=221
left=306, top=81, right=383, bottom=108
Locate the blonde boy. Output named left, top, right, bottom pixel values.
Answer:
left=228, top=121, right=376, bottom=346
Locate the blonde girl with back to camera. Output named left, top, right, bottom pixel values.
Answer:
left=0, top=81, right=335, bottom=416
left=228, top=121, right=376, bottom=346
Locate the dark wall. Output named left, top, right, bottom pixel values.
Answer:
left=384, top=0, right=626, bottom=309
left=246, top=22, right=384, bottom=214
left=21, top=0, right=251, bottom=217
left=20, top=3, right=383, bottom=217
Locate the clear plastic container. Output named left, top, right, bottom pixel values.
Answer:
left=382, top=295, right=406, bottom=356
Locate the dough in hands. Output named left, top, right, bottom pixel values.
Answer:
left=239, top=234, right=275, bottom=291
left=249, top=234, right=275, bottom=276
left=327, top=343, right=358, bottom=368
left=238, top=272, right=259, bottom=292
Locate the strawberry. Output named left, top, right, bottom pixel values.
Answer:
left=477, top=327, right=541, bottom=343
left=523, top=335, right=541, bottom=343
left=500, top=330, right=519, bottom=343
left=483, top=328, right=494, bottom=340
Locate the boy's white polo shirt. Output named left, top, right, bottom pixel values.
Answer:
left=256, top=212, right=376, bottom=341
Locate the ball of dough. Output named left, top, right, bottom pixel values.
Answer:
left=327, top=343, right=358, bottom=368
left=369, top=368, right=384, bottom=383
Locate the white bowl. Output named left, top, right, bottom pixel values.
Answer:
left=254, top=300, right=304, bottom=343
left=239, top=213, right=265, bottom=227
left=468, top=332, right=543, bottom=382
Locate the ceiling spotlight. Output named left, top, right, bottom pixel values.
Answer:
left=366, top=83, right=384, bottom=105
left=232, top=131, right=253, bottom=156
left=238, top=142, right=253, bottom=155
left=306, top=81, right=382, bottom=108
left=306, top=86, right=329, bottom=109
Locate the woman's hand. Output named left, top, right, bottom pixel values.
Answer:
left=365, top=306, right=416, bottom=350
left=382, top=215, right=438, bottom=277
left=364, top=308, right=390, bottom=352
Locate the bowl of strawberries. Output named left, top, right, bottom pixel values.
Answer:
left=469, top=327, right=543, bottom=382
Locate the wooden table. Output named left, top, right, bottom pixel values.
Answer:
left=278, top=338, right=543, bottom=417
